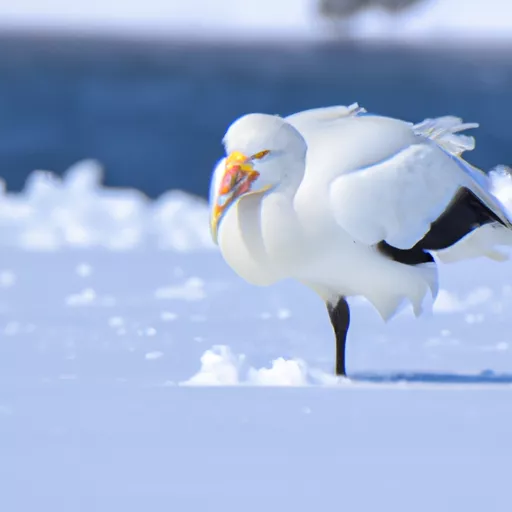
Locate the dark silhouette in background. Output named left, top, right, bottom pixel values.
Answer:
left=318, top=0, right=424, bottom=18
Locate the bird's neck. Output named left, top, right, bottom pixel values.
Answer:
left=278, top=157, right=305, bottom=198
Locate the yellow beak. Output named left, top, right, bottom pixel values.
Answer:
left=210, top=151, right=260, bottom=244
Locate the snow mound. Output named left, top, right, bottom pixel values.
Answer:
left=183, top=345, right=244, bottom=386
left=433, top=287, right=494, bottom=314
left=491, top=165, right=512, bottom=218
left=181, top=345, right=344, bottom=387
left=0, top=160, right=215, bottom=252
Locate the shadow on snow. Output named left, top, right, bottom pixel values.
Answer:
left=349, top=369, right=512, bottom=385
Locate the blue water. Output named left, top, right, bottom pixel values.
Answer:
left=0, top=34, right=511, bottom=198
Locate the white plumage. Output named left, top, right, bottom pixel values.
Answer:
left=209, top=103, right=512, bottom=375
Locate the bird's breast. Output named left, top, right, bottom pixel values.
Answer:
left=217, top=190, right=304, bottom=286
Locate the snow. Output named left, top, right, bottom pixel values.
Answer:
left=1, top=160, right=512, bottom=510
left=0, top=160, right=214, bottom=252
left=1, top=0, right=512, bottom=42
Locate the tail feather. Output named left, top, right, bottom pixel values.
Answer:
left=413, top=116, right=478, bottom=156
left=436, top=166, right=512, bottom=263
left=436, top=224, right=512, bottom=263
left=366, top=261, right=438, bottom=321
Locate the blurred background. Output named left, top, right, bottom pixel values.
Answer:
left=0, top=0, right=510, bottom=199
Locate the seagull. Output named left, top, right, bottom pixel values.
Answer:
left=208, top=103, right=512, bottom=376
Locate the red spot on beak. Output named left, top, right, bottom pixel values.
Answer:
left=219, top=164, right=259, bottom=197
left=219, top=166, right=241, bottom=195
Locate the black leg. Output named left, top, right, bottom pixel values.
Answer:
left=327, top=297, right=350, bottom=377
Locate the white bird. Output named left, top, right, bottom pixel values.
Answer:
left=208, top=103, right=512, bottom=376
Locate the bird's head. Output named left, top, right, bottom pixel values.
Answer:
left=209, top=113, right=306, bottom=244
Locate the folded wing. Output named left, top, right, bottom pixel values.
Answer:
left=291, top=107, right=512, bottom=254
left=331, top=142, right=511, bottom=250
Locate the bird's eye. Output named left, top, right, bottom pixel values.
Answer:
left=251, top=150, right=270, bottom=160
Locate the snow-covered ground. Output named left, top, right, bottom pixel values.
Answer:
left=1, top=161, right=512, bottom=510
left=1, top=0, right=512, bottom=43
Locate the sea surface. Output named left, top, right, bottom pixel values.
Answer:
left=0, top=34, right=511, bottom=199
